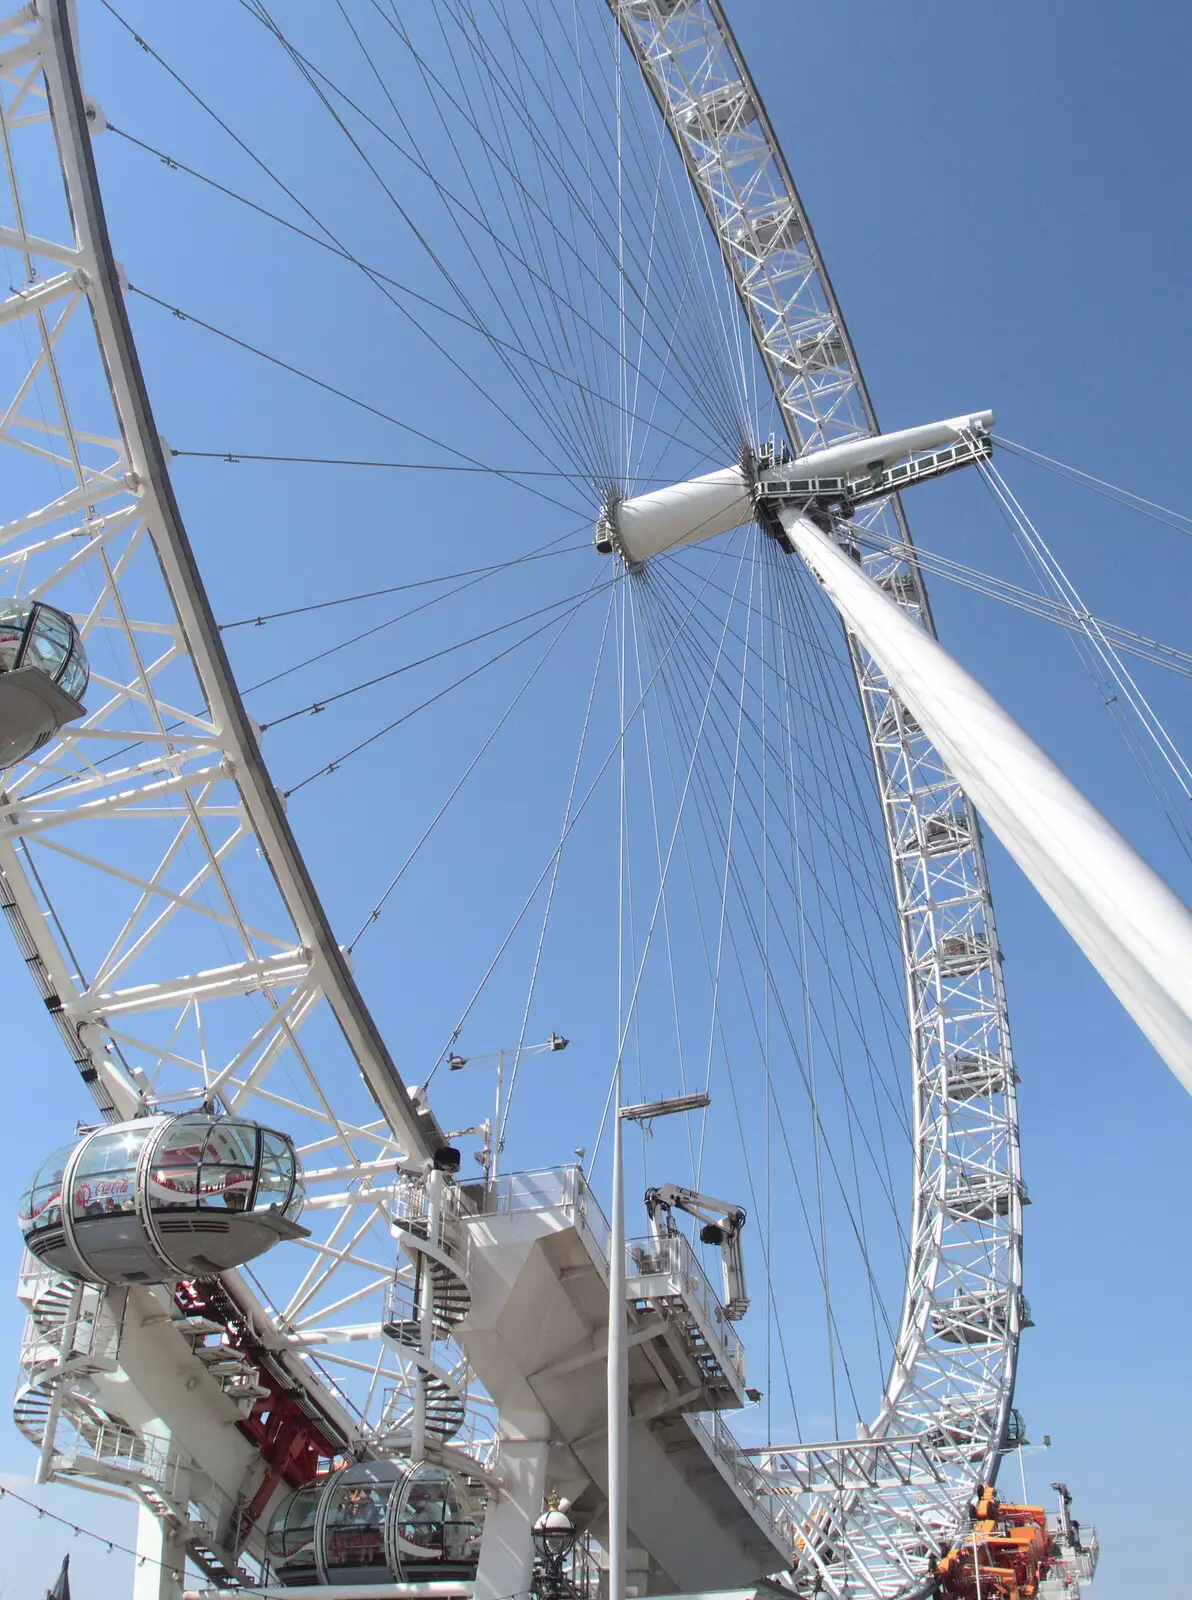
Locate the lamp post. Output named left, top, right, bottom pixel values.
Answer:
left=607, top=1091, right=712, bottom=1600
left=607, top=1072, right=626, bottom=1600
left=532, top=1491, right=576, bottom=1600
left=447, top=1033, right=569, bottom=1180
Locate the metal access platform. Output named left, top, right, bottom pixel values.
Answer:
left=455, top=1166, right=795, bottom=1592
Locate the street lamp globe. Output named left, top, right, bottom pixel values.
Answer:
left=532, top=1491, right=575, bottom=1594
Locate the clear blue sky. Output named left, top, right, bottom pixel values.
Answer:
left=3, top=3, right=1191, bottom=1596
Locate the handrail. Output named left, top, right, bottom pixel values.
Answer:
left=685, top=1411, right=797, bottom=1553
left=392, top=1179, right=471, bottom=1275
left=376, top=1385, right=499, bottom=1474
left=625, top=1234, right=744, bottom=1383
left=483, top=1165, right=611, bottom=1260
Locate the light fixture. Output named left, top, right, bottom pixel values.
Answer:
left=532, top=1490, right=575, bottom=1599
left=619, top=1091, right=711, bottom=1123
left=439, top=1034, right=572, bottom=1180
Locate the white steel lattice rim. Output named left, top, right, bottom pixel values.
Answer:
left=610, top=3, right=1023, bottom=1592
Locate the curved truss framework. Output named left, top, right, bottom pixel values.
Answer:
left=610, top=1, right=1024, bottom=1588
left=0, top=2, right=1025, bottom=1596
left=0, top=3, right=488, bottom=1576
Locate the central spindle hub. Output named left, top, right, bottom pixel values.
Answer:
left=594, top=410, right=995, bottom=564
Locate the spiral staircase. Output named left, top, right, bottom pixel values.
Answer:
left=12, top=1260, right=261, bottom=1588
left=384, top=1177, right=474, bottom=1449
left=13, top=1273, right=73, bottom=1444
left=13, top=1267, right=121, bottom=1448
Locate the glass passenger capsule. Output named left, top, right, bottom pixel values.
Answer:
left=0, top=598, right=89, bottom=766
left=18, top=1113, right=307, bottom=1285
left=929, top=1290, right=1031, bottom=1346
left=267, top=1459, right=484, bottom=1588
left=944, top=1052, right=1012, bottom=1102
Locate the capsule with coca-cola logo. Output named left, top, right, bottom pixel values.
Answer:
left=18, top=1113, right=308, bottom=1285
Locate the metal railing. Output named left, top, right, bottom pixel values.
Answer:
left=483, top=1165, right=611, bottom=1263
left=474, top=1170, right=794, bottom=1549
left=686, top=1410, right=797, bottom=1555
left=377, top=1385, right=499, bottom=1470
left=380, top=1290, right=470, bottom=1383
left=13, top=1262, right=262, bottom=1576
left=1068, top=1525, right=1099, bottom=1582
left=392, top=1176, right=471, bottom=1275
left=17, top=1262, right=124, bottom=1370
left=563, top=1532, right=604, bottom=1599
left=626, top=1234, right=745, bottom=1387
left=382, top=1281, right=459, bottom=1339
left=51, top=1411, right=183, bottom=1494
left=52, top=1403, right=256, bottom=1566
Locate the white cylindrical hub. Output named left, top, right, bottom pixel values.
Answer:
left=597, top=409, right=994, bottom=565
left=600, top=465, right=753, bottom=562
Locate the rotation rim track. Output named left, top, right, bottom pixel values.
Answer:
left=608, top=3, right=1024, bottom=1590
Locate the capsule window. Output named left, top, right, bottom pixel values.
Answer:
left=0, top=599, right=88, bottom=697
left=32, top=608, right=71, bottom=656
left=325, top=1482, right=389, bottom=1572
left=149, top=1123, right=203, bottom=1208
left=255, top=1130, right=297, bottom=1214
left=58, top=650, right=88, bottom=700
left=150, top=1115, right=258, bottom=1211
left=19, top=1142, right=75, bottom=1235
left=193, top=1118, right=257, bottom=1211
left=267, top=1485, right=321, bottom=1576
left=71, top=1126, right=152, bottom=1219
left=0, top=600, right=27, bottom=672
left=398, top=1466, right=481, bottom=1562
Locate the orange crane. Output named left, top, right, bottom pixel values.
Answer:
left=935, top=1485, right=1052, bottom=1599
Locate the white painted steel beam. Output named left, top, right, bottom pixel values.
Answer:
left=781, top=507, right=1192, bottom=1089
left=65, top=949, right=313, bottom=1019
left=0, top=468, right=132, bottom=545
left=0, top=7, right=501, bottom=1584
left=602, top=465, right=753, bottom=562
left=782, top=411, right=993, bottom=481
left=0, top=222, right=82, bottom=266
left=602, top=411, right=994, bottom=564
left=37, top=0, right=445, bottom=1161
left=0, top=763, right=226, bottom=836
left=0, top=267, right=86, bottom=324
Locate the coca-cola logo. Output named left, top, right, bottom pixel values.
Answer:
left=74, top=1177, right=132, bottom=1209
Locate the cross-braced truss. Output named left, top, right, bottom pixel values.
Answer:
left=610, top=3, right=1023, bottom=1593
left=0, top=0, right=460, bottom=1473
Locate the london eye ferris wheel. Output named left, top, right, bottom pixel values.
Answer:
left=0, top=3, right=1071, bottom=1596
